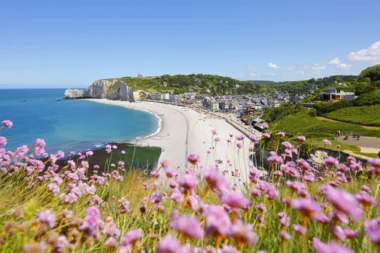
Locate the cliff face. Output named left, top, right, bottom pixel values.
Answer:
left=64, top=80, right=134, bottom=102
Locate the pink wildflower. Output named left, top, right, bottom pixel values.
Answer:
left=322, top=139, right=331, bottom=146
left=292, top=198, right=321, bottom=219
left=325, top=188, right=363, bottom=221
left=187, top=153, right=200, bottom=165
left=280, top=230, right=291, bottom=241
left=312, top=237, right=354, bottom=253
left=157, top=233, right=182, bottom=253
left=177, top=174, right=199, bottom=190
left=37, top=209, right=56, bottom=228
left=230, top=220, right=258, bottom=246
left=204, top=166, right=229, bottom=193
left=293, top=224, right=307, bottom=235
left=324, top=156, right=338, bottom=168
left=136, top=136, right=142, bottom=142
left=365, top=218, right=380, bottom=245
left=171, top=215, right=204, bottom=239
left=0, top=136, right=7, bottom=146
left=221, top=190, right=252, bottom=210
left=2, top=120, right=13, bottom=128
left=263, top=132, right=271, bottom=139
left=297, top=136, right=306, bottom=142
left=121, top=229, right=143, bottom=246
left=277, top=131, right=285, bottom=137
left=204, top=205, right=231, bottom=237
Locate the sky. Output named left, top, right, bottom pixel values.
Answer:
left=1, top=0, right=380, bottom=88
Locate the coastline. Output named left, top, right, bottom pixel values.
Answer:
left=86, top=99, right=255, bottom=185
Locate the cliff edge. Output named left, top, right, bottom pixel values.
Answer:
left=64, top=80, right=134, bottom=102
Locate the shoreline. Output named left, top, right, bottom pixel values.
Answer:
left=86, top=99, right=255, bottom=185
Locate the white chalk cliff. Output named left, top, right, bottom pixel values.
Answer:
left=64, top=80, right=134, bottom=102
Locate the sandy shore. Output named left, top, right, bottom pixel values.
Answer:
left=88, top=99, right=256, bottom=186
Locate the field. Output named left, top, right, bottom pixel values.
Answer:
left=1, top=119, right=380, bottom=252
left=324, top=104, right=380, bottom=127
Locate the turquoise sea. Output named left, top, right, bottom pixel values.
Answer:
left=0, top=89, right=159, bottom=154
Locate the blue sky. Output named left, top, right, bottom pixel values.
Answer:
left=1, top=0, right=379, bottom=88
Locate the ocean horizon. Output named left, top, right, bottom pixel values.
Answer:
left=0, top=89, right=160, bottom=154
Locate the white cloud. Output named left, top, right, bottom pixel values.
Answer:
left=304, top=64, right=326, bottom=73
left=287, top=66, right=296, bottom=71
left=268, top=62, right=280, bottom=69
left=328, top=57, right=352, bottom=71
left=249, top=73, right=260, bottom=77
left=328, top=57, right=342, bottom=65
left=348, top=41, right=380, bottom=63
left=245, top=65, right=253, bottom=72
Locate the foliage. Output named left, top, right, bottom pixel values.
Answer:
left=263, top=102, right=304, bottom=122
left=105, top=74, right=268, bottom=95
left=324, top=104, right=380, bottom=126
left=1, top=120, right=380, bottom=252
left=359, top=64, right=380, bottom=82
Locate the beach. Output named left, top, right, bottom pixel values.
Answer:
left=88, top=99, right=260, bottom=186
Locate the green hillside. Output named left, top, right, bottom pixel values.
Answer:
left=324, top=104, right=380, bottom=126
left=104, top=74, right=270, bottom=95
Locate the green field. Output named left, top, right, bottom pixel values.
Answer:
left=267, top=109, right=380, bottom=157
left=324, top=104, right=380, bottom=126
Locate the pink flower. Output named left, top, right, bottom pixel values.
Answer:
left=160, top=159, right=170, bottom=170
left=256, top=203, right=267, bottom=213
left=204, top=205, right=231, bottom=237
left=2, top=120, right=13, bottom=128
left=121, top=229, right=143, bottom=246
left=280, top=230, right=291, bottom=241
left=171, top=215, right=204, bottom=239
left=325, top=188, right=363, bottom=221
left=356, top=191, right=377, bottom=208
left=282, top=141, right=293, bottom=149
left=312, top=237, right=354, bottom=253
left=177, top=174, right=199, bottom=190
left=368, top=158, right=380, bottom=169
left=103, top=219, right=120, bottom=237
left=157, top=234, right=182, bottom=253
left=211, top=129, right=217, bottom=135
left=187, top=153, right=200, bottom=165
left=263, top=132, right=271, bottom=139
left=365, top=218, right=380, bottom=245
left=105, top=237, right=119, bottom=248
left=37, top=209, right=56, bottom=228
left=230, top=220, right=258, bottom=246
left=35, top=138, right=46, bottom=156
left=221, top=190, right=252, bottom=210
left=204, top=166, right=229, bottom=193
left=53, top=235, right=71, bottom=252
left=0, top=136, right=7, bottom=146
left=105, top=145, right=112, bottom=153
left=79, top=207, right=103, bottom=238
left=261, top=123, right=269, bottom=129
left=23, top=242, right=47, bottom=253
left=136, top=136, right=142, bottom=142
left=297, top=136, right=306, bottom=142
left=322, top=139, right=331, bottom=146
left=112, top=145, right=117, bottom=150
left=292, top=198, right=321, bottom=219
left=277, top=131, right=285, bottom=137
left=324, top=156, right=338, bottom=168
left=249, top=134, right=260, bottom=142
left=236, top=142, right=243, bottom=149
left=293, top=224, right=307, bottom=235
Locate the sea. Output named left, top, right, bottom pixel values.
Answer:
left=0, top=89, right=160, bottom=154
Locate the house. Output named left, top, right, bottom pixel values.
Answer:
left=163, top=93, right=170, bottom=101
left=162, top=82, right=168, bottom=87
left=320, top=87, right=355, bottom=101
left=169, top=95, right=181, bottom=103
left=150, top=93, right=163, bottom=100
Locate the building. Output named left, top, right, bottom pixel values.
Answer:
left=163, top=93, right=170, bottom=101
left=320, top=87, right=355, bottom=101
left=169, top=95, right=182, bottom=103
left=150, top=93, right=163, bottom=100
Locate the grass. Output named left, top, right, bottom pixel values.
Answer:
left=324, top=104, right=380, bottom=127
left=268, top=109, right=380, bottom=158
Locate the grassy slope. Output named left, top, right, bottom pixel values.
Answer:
left=324, top=104, right=380, bottom=126
left=270, top=110, right=380, bottom=155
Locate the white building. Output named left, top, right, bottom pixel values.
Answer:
left=163, top=93, right=170, bottom=101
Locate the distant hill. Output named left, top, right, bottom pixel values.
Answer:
left=245, top=80, right=277, bottom=86
left=103, top=74, right=271, bottom=95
